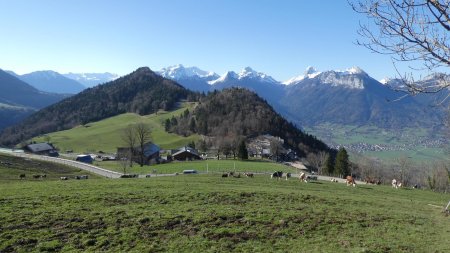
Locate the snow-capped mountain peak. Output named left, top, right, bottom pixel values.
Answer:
left=345, top=66, right=366, bottom=75
left=208, top=71, right=238, bottom=85
left=284, top=66, right=369, bottom=89
left=283, top=66, right=321, bottom=85
left=158, top=64, right=218, bottom=80
left=237, top=67, right=277, bottom=83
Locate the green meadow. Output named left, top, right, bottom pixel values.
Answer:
left=96, top=159, right=298, bottom=175
left=1, top=154, right=450, bottom=252
left=32, top=102, right=200, bottom=153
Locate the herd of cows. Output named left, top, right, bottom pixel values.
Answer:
left=18, top=174, right=88, bottom=180
left=220, top=171, right=410, bottom=190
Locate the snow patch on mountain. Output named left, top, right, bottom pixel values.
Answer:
left=208, top=67, right=278, bottom=85
left=283, top=66, right=321, bottom=85
left=208, top=71, right=239, bottom=85
left=284, top=66, right=368, bottom=89
left=158, top=64, right=219, bottom=80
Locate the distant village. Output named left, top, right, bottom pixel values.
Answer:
left=22, top=134, right=297, bottom=166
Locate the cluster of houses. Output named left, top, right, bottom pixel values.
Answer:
left=23, top=141, right=203, bottom=165
left=116, top=143, right=202, bottom=165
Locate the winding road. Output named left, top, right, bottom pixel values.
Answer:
left=0, top=148, right=123, bottom=178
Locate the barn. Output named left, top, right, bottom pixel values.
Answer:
left=172, top=146, right=201, bottom=161
left=117, top=142, right=161, bottom=165
left=24, top=142, right=59, bottom=157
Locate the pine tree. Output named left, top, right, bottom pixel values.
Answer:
left=189, top=118, right=196, bottom=132
left=237, top=140, right=248, bottom=160
left=335, top=147, right=349, bottom=178
left=324, top=155, right=334, bottom=176
left=164, top=118, right=171, bottom=132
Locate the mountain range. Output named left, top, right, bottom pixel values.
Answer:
left=0, top=69, right=67, bottom=129
left=158, top=64, right=448, bottom=130
left=63, top=72, right=119, bottom=88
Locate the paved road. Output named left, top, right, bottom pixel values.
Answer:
left=0, top=148, right=123, bottom=178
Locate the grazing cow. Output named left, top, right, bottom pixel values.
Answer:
left=271, top=171, right=283, bottom=180
left=284, top=172, right=291, bottom=180
left=19, top=174, right=26, bottom=179
left=365, top=177, right=382, bottom=185
left=346, top=176, right=356, bottom=187
left=60, top=176, right=68, bottom=180
left=299, top=172, right=308, bottom=182
left=244, top=172, right=254, bottom=178
left=392, top=179, right=402, bottom=189
left=330, top=178, right=338, bottom=183
left=32, top=174, right=41, bottom=179
left=222, top=173, right=228, bottom=178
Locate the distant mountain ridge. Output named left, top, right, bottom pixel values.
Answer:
left=63, top=72, right=119, bottom=87
left=0, top=67, right=196, bottom=146
left=0, top=69, right=67, bottom=130
left=17, top=70, right=86, bottom=94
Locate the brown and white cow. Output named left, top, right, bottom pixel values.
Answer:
left=299, top=172, right=308, bottom=182
left=392, top=179, right=402, bottom=189
left=346, top=176, right=356, bottom=187
left=244, top=172, right=254, bottom=178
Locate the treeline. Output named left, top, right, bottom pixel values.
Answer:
left=0, top=67, right=199, bottom=146
left=166, top=88, right=332, bottom=157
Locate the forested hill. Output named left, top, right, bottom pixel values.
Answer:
left=0, top=67, right=198, bottom=146
left=171, top=88, right=332, bottom=156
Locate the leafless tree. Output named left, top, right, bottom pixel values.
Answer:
left=121, top=125, right=137, bottom=167
left=427, top=162, right=449, bottom=192
left=350, top=0, right=450, bottom=99
left=306, top=151, right=328, bottom=174
left=135, top=122, right=152, bottom=167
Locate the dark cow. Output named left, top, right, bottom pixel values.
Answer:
left=271, top=171, right=283, bottom=179
left=222, top=173, right=229, bottom=178
left=244, top=172, right=254, bottom=178
left=19, top=174, right=26, bottom=179
left=32, top=174, right=41, bottom=179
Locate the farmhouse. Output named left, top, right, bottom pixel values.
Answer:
left=24, top=142, right=59, bottom=157
left=117, top=142, right=161, bottom=165
left=172, top=146, right=201, bottom=161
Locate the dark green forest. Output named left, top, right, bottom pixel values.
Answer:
left=167, top=88, right=332, bottom=157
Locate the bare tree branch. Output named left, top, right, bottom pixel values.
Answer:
left=350, top=0, right=450, bottom=95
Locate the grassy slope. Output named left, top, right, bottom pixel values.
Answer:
left=0, top=175, right=449, bottom=252
left=97, top=159, right=298, bottom=175
left=0, top=153, right=101, bottom=180
left=32, top=102, right=200, bottom=153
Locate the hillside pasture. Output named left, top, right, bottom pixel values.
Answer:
left=32, top=102, right=200, bottom=153
left=0, top=153, right=100, bottom=180
left=0, top=174, right=449, bottom=252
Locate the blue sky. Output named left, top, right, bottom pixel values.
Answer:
left=0, top=0, right=421, bottom=81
